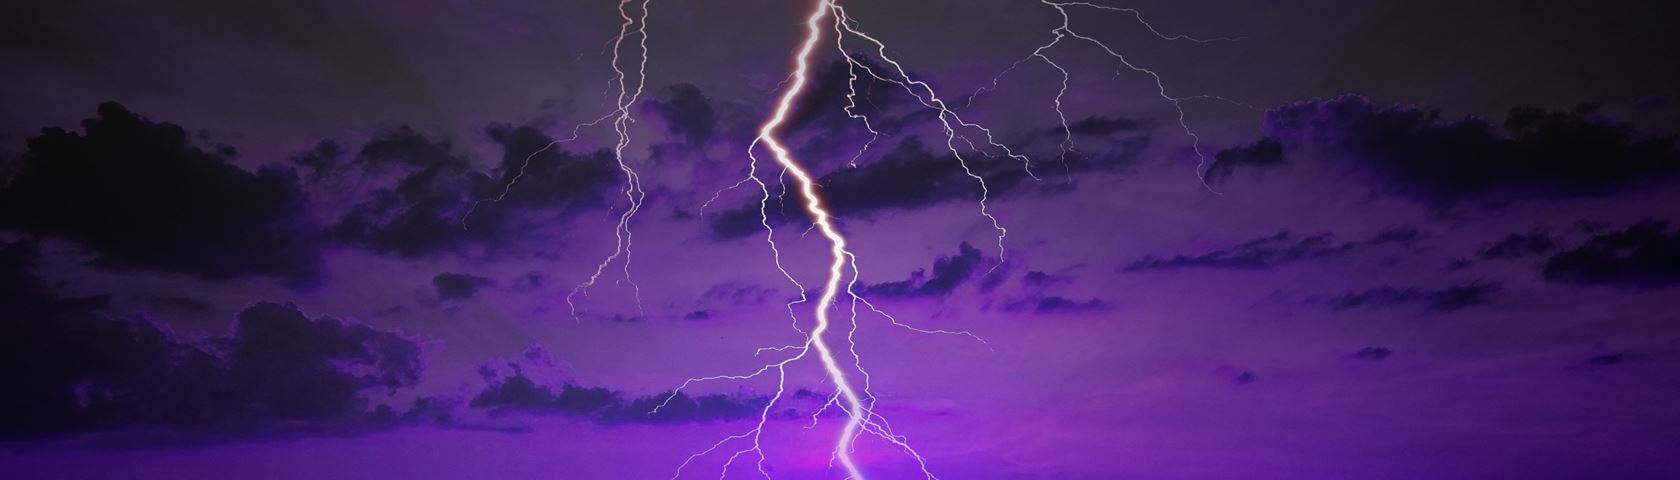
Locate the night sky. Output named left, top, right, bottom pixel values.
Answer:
left=3, top=1, right=1680, bottom=479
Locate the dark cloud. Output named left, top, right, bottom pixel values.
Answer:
left=433, top=272, right=493, bottom=300
left=512, top=271, right=546, bottom=291
left=817, top=139, right=1030, bottom=217
left=0, top=240, right=59, bottom=310
left=1202, top=137, right=1284, bottom=184
left=140, top=295, right=214, bottom=314
left=520, top=344, right=556, bottom=365
left=1571, top=219, right=1612, bottom=235
left=683, top=309, right=712, bottom=320
left=707, top=205, right=773, bottom=241
left=357, top=126, right=469, bottom=171
left=227, top=302, right=423, bottom=415
left=1349, top=347, right=1393, bottom=361
left=1320, top=282, right=1500, bottom=313
left=288, top=139, right=345, bottom=181
left=1481, top=229, right=1558, bottom=260
left=710, top=88, right=1152, bottom=239
left=1001, top=295, right=1112, bottom=315
left=1212, top=95, right=1680, bottom=202
left=0, top=248, right=422, bottom=440
left=1586, top=353, right=1626, bottom=368
left=642, top=83, right=718, bottom=145
left=699, top=282, right=779, bottom=307
left=328, top=123, right=619, bottom=256
left=1051, top=116, right=1153, bottom=137
left=1233, top=371, right=1257, bottom=384
left=1022, top=270, right=1071, bottom=287
left=468, top=366, right=816, bottom=424
left=710, top=140, right=1042, bottom=239
left=0, top=103, right=626, bottom=268
left=0, top=102, right=322, bottom=281
left=1542, top=220, right=1680, bottom=287
left=977, top=261, right=1013, bottom=293
left=860, top=242, right=987, bottom=298
left=1123, top=226, right=1419, bottom=272
left=325, top=144, right=481, bottom=256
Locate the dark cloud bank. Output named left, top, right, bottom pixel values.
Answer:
left=0, top=241, right=420, bottom=441
left=0, top=103, right=322, bottom=282
left=708, top=58, right=1154, bottom=239
left=856, top=242, right=1111, bottom=314
left=6, top=66, right=1680, bottom=453
left=1541, top=220, right=1680, bottom=288
left=0, top=242, right=792, bottom=444
left=432, top=272, right=494, bottom=300
left=1207, top=95, right=1680, bottom=203
left=469, top=363, right=823, bottom=425
left=0, top=102, right=624, bottom=289
left=325, top=121, right=620, bottom=257
left=860, top=242, right=988, bottom=298
left=1317, top=282, right=1501, bottom=314
left=1123, top=227, right=1420, bottom=272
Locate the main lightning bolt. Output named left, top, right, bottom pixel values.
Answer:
left=746, top=2, right=872, bottom=472
left=462, top=0, right=1239, bottom=477
left=667, top=1, right=1245, bottom=478
left=664, top=1, right=987, bottom=478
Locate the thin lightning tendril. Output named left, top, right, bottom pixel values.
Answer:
left=448, top=0, right=1236, bottom=474
left=830, top=6, right=1019, bottom=264
left=673, top=2, right=880, bottom=477
left=452, top=0, right=1246, bottom=477
left=567, top=0, right=654, bottom=319
left=665, top=1, right=987, bottom=478
left=464, top=0, right=658, bottom=321
left=461, top=111, right=616, bottom=230
left=972, top=0, right=1251, bottom=193
left=666, top=0, right=1245, bottom=477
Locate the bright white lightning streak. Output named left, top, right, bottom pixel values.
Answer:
left=461, top=0, right=656, bottom=320
left=665, top=1, right=983, bottom=478
left=668, top=1, right=1240, bottom=477
left=698, top=1, right=874, bottom=477
left=451, top=0, right=1238, bottom=476
left=567, top=0, right=654, bottom=319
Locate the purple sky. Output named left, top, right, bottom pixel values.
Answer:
left=3, top=0, right=1680, bottom=479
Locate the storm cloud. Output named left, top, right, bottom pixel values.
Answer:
left=1123, top=227, right=1419, bottom=271
left=433, top=272, right=494, bottom=300
left=1542, top=220, right=1680, bottom=287
left=1211, top=95, right=1680, bottom=202
left=0, top=245, right=423, bottom=440
left=0, top=103, right=322, bottom=281
left=328, top=123, right=620, bottom=257
left=468, top=365, right=823, bottom=424
left=860, top=242, right=989, bottom=298
left=1318, top=282, right=1501, bottom=313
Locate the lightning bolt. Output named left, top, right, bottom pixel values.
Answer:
left=673, top=1, right=890, bottom=476
left=664, top=1, right=992, bottom=478
left=460, top=0, right=655, bottom=322
left=565, top=0, right=655, bottom=319
left=457, top=0, right=1238, bottom=476
left=460, top=111, right=615, bottom=231
left=964, top=0, right=1254, bottom=194
left=666, top=1, right=1246, bottom=477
